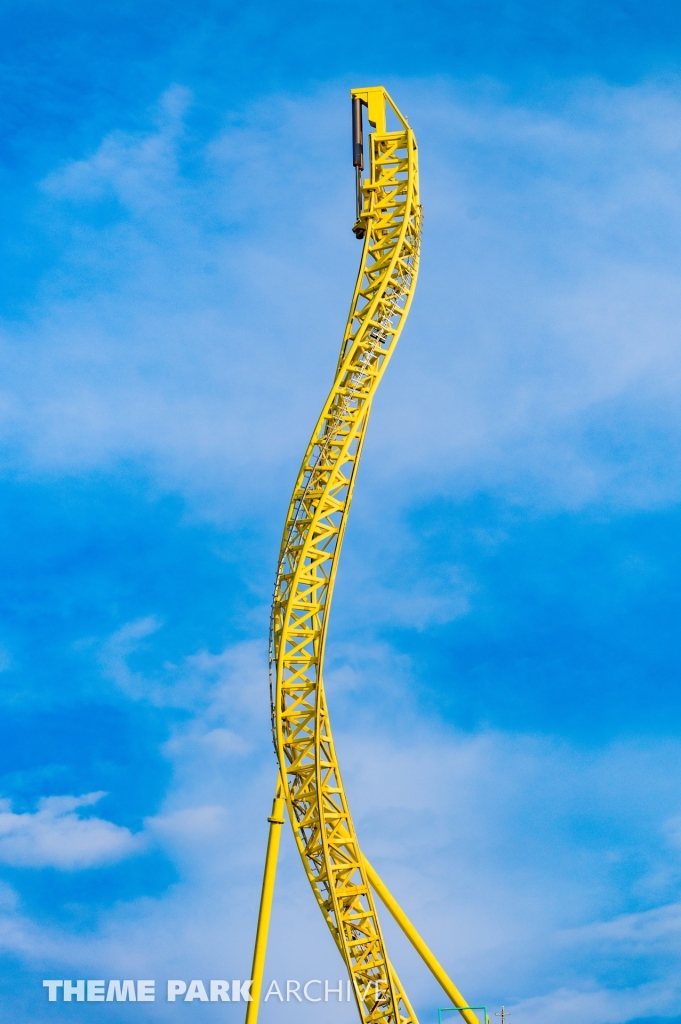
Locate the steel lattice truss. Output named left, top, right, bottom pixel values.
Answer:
left=270, top=87, right=422, bottom=1024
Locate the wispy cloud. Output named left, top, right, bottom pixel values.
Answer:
left=0, top=703, right=679, bottom=1023
left=0, top=793, right=143, bottom=870
left=513, top=978, right=681, bottom=1024
left=3, top=80, right=681, bottom=517
left=2, top=78, right=681, bottom=1024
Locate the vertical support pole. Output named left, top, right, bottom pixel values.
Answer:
left=245, top=781, right=286, bottom=1024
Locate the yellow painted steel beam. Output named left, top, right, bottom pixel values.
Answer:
left=363, top=857, right=480, bottom=1024
left=245, top=784, right=286, bottom=1024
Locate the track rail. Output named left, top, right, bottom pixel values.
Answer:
left=269, top=87, right=421, bottom=1024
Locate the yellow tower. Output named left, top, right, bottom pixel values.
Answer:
left=246, top=86, right=480, bottom=1024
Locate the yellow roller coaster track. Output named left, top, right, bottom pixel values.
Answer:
left=245, top=87, right=482, bottom=1024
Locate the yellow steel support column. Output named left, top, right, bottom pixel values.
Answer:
left=245, top=783, right=286, bottom=1024
left=363, top=857, right=480, bottom=1024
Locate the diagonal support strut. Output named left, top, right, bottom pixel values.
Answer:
left=363, top=855, right=481, bottom=1024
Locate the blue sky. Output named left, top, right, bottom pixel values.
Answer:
left=2, top=1, right=681, bottom=1022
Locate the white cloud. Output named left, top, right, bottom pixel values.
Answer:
left=0, top=667, right=678, bottom=1024
left=315, top=721, right=681, bottom=1024
left=513, top=978, right=681, bottom=1024
left=362, top=78, right=681, bottom=511
left=100, top=617, right=268, bottom=723
left=42, top=86, right=191, bottom=209
left=147, top=805, right=228, bottom=846
left=559, top=901, right=681, bottom=955
left=2, top=80, right=681, bottom=519
left=3, top=80, right=681, bottom=1021
left=99, top=615, right=163, bottom=700
left=0, top=793, right=144, bottom=870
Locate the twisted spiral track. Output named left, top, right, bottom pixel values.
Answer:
left=270, top=87, right=421, bottom=1024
